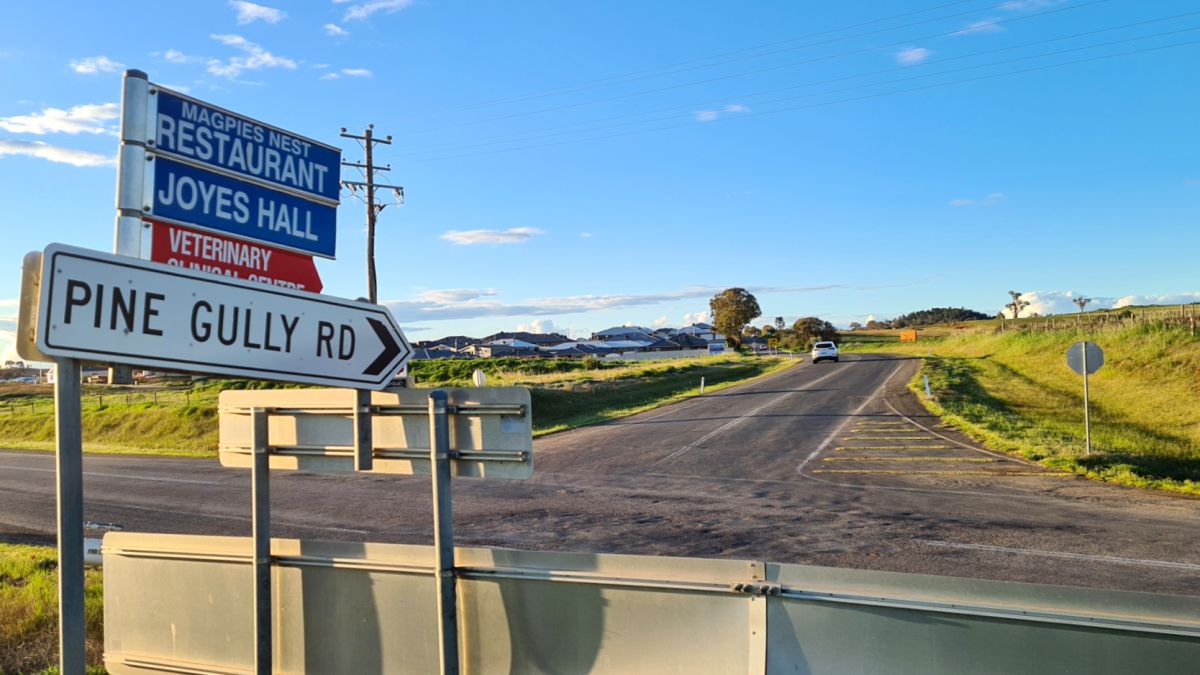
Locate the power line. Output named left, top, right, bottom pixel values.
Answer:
left=410, top=0, right=1113, bottom=136
left=412, top=37, right=1200, bottom=162
left=449, top=0, right=987, bottom=112
left=405, top=10, right=1200, bottom=157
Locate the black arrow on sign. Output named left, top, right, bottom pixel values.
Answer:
left=363, top=317, right=402, bottom=377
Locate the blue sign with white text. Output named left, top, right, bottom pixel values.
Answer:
left=154, top=89, right=341, bottom=202
left=149, top=157, right=337, bottom=258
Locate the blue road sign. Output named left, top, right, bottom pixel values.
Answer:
left=153, top=89, right=341, bottom=202
left=148, top=157, right=337, bottom=258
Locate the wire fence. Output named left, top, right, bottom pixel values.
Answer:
left=1003, top=305, right=1200, bottom=336
left=0, top=388, right=201, bottom=417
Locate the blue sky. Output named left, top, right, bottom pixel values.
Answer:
left=2, top=0, right=1198, bottom=357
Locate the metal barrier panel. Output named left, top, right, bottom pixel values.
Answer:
left=103, top=533, right=1200, bottom=674
left=218, top=387, right=533, bottom=478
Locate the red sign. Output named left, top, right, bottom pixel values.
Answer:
left=149, top=221, right=323, bottom=293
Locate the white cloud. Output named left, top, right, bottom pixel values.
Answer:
left=343, top=0, right=412, bottom=21
left=694, top=103, right=751, bottom=123
left=516, top=319, right=564, bottom=335
left=384, top=283, right=873, bottom=323
left=0, top=103, right=118, bottom=135
left=320, top=67, right=373, bottom=80
left=207, top=34, right=296, bottom=79
left=683, top=311, right=711, bottom=325
left=896, top=47, right=931, bottom=66
left=69, top=56, right=124, bottom=75
left=230, top=1, right=286, bottom=24
left=415, top=288, right=498, bottom=304
left=580, top=232, right=594, bottom=238
left=440, top=227, right=545, bottom=245
left=0, top=327, right=19, bottom=363
left=159, top=83, right=192, bottom=94
left=162, top=49, right=204, bottom=64
left=997, top=290, right=1200, bottom=318
left=652, top=315, right=669, bottom=328
left=1000, top=0, right=1061, bottom=10
left=1114, top=293, right=1200, bottom=309
left=324, top=23, right=349, bottom=37
left=949, top=191, right=1005, bottom=207
left=0, top=139, right=116, bottom=167
left=955, top=18, right=1004, bottom=36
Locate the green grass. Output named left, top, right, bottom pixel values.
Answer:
left=854, top=323, right=1200, bottom=495
left=0, top=544, right=104, bottom=674
left=0, top=356, right=796, bottom=454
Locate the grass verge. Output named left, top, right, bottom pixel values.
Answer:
left=0, top=356, right=796, bottom=454
left=851, top=324, right=1200, bottom=495
left=0, top=544, right=104, bottom=674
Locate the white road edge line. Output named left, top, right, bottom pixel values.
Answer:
left=647, top=364, right=847, bottom=468
left=919, top=540, right=1200, bottom=572
left=796, top=362, right=905, bottom=473
left=0, top=463, right=222, bottom=486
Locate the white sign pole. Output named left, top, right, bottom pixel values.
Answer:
left=54, top=357, right=85, bottom=674
left=1082, top=346, right=1092, bottom=456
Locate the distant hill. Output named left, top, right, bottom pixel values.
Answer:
left=890, top=307, right=990, bottom=328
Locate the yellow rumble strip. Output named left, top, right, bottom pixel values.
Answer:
left=822, top=456, right=998, bottom=463
left=811, top=469, right=1074, bottom=477
left=835, top=445, right=957, bottom=450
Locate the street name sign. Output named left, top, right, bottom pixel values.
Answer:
left=116, top=74, right=341, bottom=260
left=150, top=221, right=323, bottom=293
left=152, top=88, right=341, bottom=202
left=33, top=244, right=411, bottom=389
left=1066, top=341, right=1104, bottom=375
left=146, top=155, right=337, bottom=258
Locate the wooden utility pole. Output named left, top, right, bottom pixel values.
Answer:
left=340, top=125, right=404, bottom=303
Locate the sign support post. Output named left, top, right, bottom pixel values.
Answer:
left=1082, top=348, right=1092, bottom=456
left=251, top=409, right=272, bottom=675
left=354, top=390, right=373, bottom=471
left=1066, top=341, right=1103, bottom=457
left=54, top=357, right=85, bottom=674
left=428, top=391, right=460, bottom=675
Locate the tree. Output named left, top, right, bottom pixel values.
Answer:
left=1006, top=291, right=1030, bottom=319
left=1073, top=297, right=1092, bottom=312
left=848, top=321, right=863, bottom=331
left=761, top=324, right=777, bottom=337
left=709, top=288, right=761, bottom=347
left=774, top=316, right=785, bottom=332
left=743, top=325, right=761, bottom=337
left=791, top=316, right=838, bottom=348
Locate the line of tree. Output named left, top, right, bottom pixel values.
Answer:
left=849, top=307, right=989, bottom=330
left=710, top=288, right=838, bottom=350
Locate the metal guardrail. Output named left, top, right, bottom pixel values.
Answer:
left=103, top=534, right=1200, bottom=675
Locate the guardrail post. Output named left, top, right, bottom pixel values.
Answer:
left=55, top=357, right=85, bottom=674
left=428, top=390, right=460, bottom=675
left=251, top=408, right=272, bottom=675
left=354, top=389, right=373, bottom=471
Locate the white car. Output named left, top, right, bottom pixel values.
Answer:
left=811, top=341, right=839, bottom=364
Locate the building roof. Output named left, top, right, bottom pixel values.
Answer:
left=481, top=331, right=570, bottom=346
left=593, top=325, right=654, bottom=337
left=423, top=335, right=480, bottom=349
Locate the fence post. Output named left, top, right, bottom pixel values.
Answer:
left=153, top=392, right=158, bottom=406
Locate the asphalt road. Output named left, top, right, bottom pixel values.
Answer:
left=2, top=353, right=1199, bottom=596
